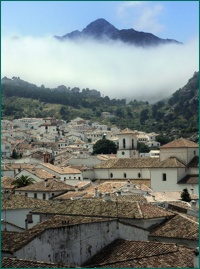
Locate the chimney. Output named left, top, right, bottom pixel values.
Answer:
left=75, top=186, right=78, bottom=192
left=190, top=200, right=197, bottom=211
left=94, top=187, right=98, bottom=197
left=104, top=192, right=111, bottom=202
left=194, top=247, right=199, bottom=268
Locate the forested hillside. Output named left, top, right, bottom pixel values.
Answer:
left=1, top=72, right=198, bottom=141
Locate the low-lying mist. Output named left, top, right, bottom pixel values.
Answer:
left=2, top=35, right=198, bottom=102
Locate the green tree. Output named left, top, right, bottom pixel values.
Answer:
left=93, top=139, right=117, bottom=155
left=11, top=175, right=35, bottom=188
left=11, top=149, right=20, bottom=159
left=140, top=109, right=149, bottom=124
left=181, top=188, right=191, bottom=202
left=137, top=142, right=150, bottom=153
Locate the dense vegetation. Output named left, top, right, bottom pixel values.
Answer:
left=1, top=72, right=199, bottom=142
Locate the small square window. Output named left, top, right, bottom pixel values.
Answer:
left=162, top=173, right=167, bottom=181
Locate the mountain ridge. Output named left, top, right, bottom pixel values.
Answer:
left=1, top=71, right=198, bottom=141
left=55, top=18, right=182, bottom=47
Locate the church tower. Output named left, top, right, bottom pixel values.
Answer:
left=117, top=128, right=139, bottom=158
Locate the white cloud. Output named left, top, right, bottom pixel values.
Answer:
left=1, top=35, right=198, bottom=102
left=116, top=1, right=164, bottom=34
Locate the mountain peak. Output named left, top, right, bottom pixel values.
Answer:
left=55, top=18, right=182, bottom=46
left=82, top=18, right=118, bottom=37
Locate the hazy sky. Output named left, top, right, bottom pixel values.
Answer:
left=1, top=1, right=199, bottom=101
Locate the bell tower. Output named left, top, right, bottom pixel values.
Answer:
left=117, top=128, right=139, bottom=158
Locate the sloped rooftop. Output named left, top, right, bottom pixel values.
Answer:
left=2, top=257, right=72, bottom=268
left=2, top=194, right=50, bottom=210
left=149, top=213, right=199, bottom=240
left=178, top=174, right=199, bottom=184
left=83, top=239, right=194, bottom=268
left=160, top=137, right=198, bottom=148
left=15, top=179, right=74, bottom=192
left=1, top=176, right=15, bottom=189
left=31, top=199, right=174, bottom=219
left=39, top=163, right=81, bottom=174
left=151, top=157, right=186, bottom=168
left=94, top=158, right=160, bottom=169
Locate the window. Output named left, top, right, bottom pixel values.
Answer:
left=138, top=173, right=141, bottom=178
left=162, top=173, right=167, bottom=181
left=25, top=193, right=28, bottom=197
left=194, top=150, right=196, bottom=155
left=122, top=151, right=125, bottom=155
left=110, top=173, right=113, bottom=178
left=52, top=193, right=54, bottom=197
left=26, top=213, right=33, bottom=223
left=123, top=138, right=126, bottom=149
left=43, top=193, right=46, bottom=200
left=34, top=193, right=37, bottom=199
left=124, top=173, right=127, bottom=178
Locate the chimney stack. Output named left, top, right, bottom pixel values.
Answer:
left=75, top=186, right=78, bottom=192
left=190, top=200, right=197, bottom=211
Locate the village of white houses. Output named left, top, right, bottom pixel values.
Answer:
left=1, top=116, right=199, bottom=268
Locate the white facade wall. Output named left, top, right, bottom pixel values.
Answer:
left=178, top=184, right=199, bottom=195
left=160, top=148, right=198, bottom=164
left=1, top=143, right=12, bottom=158
left=151, top=168, right=178, bottom=191
left=1, top=222, right=25, bottom=232
left=128, top=217, right=166, bottom=229
left=15, top=220, right=148, bottom=266
left=94, top=168, right=150, bottom=180
left=37, top=165, right=83, bottom=184
left=14, top=190, right=64, bottom=200
left=40, top=125, right=57, bottom=134
left=151, top=167, right=198, bottom=194
left=1, top=209, right=40, bottom=229
left=188, top=167, right=199, bottom=174
left=15, top=170, right=44, bottom=182
left=1, top=170, right=15, bottom=177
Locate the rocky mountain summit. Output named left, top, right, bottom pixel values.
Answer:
left=55, top=18, right=182, bottom=47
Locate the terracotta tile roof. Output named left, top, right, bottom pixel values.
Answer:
left=76, top=181, right=91, bottom=189
left=94, top=158, right=160, bottom=169
left=118, top=128, right=139, bottom=135
left=2, top=215, right=112, bottom=254
left=98, top=179, right=151, bottom=188
left=146, top=191, right=184, bottom=202
left=83, top=239, right=194, bottom=268
left=149, top=213, right=199, bottom=240
left=2, top=164, right=35, bottom=170
left=178, top=174, right=199, bottom=184
left=152, top=157, right=186, bottom=168
left=1, top=176, right=15, bottom=189
left=31, top=200, right=174, bottom=219
left=160, top=137, right=198, bottom=148
left=15, top=179, right=74, bottom=192
left=168, top=201, right=197, bottom=209
left=2, top=194, right=49, bottom=210
left=25, top=168, right=60, bottom=179
left=53, top=191, right=87, bottom=200
left=39, top=163, right=81, bottom=174
left=54, top=191, right=148, bottom=203
left=2, top=257, right=72, bottom=268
